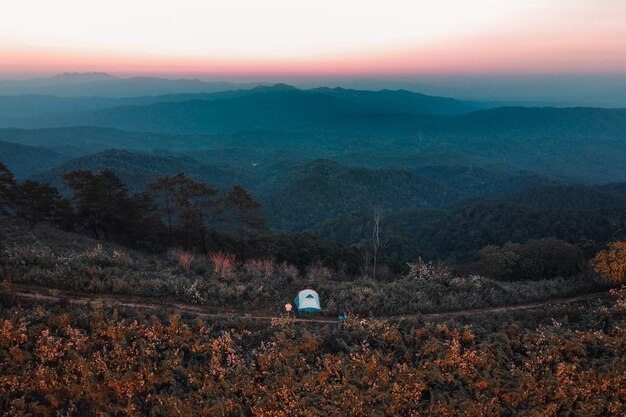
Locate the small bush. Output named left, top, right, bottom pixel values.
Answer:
left=210, top=252, right=237, bottom=280
left=593, top=241, right=626, bottom=283
left=278, top=262, right=299, bottom=282
left=306, top=263, right=333, bottom=281
left=245, top=258, right=275, bottom=278
left=0, top=280, right=15, bottom=307
left=406, top=257, right=452, bottom=282
left=170, top=249, right=195, bottom=273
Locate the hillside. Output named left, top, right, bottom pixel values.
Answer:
left=0, top=83, right=478, bottom=120
left=413, top=165, right=554, bottom=197
left=0, top=141, right=70, bottom=178
left=0, top=126, right=219, bottom=156
left=467, top=183, right=626, bottom=210
left=4, top=103, right=626, bottom=183
left=31, top=149, right=252, bottom=193
left=263, top=159, right=459, bottom=230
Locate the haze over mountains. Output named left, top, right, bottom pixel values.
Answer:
left=2, top=73, right=626, bottom=264
left=0, top=72, right=251, bottom=97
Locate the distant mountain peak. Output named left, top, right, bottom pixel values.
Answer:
left=52, top=72, right=117, bottom=82
left=250, top=83, right=298, bottom=93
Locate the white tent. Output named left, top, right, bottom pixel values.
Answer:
left=294, top=289, right=321, bottom=312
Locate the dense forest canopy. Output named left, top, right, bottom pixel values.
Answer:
left=2, top=86, right=626, bottom=271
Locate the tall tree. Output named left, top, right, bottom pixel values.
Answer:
left=0, top=162, right=17, bottom=215
left=223, top=185, right=267, bottom=259
left=174, top=176, right=217, bottom=252
left=63, top=169, right=131, bottom=239
left=148, top=174, right=183, bottom=245
left=371, top=205, right=384, bottom=280
left=16, top=180, right=63, bottom=226
left=149, top=173, right=218, bottom=250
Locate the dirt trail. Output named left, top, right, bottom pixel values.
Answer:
left=9, top=283, right=610, bottom=324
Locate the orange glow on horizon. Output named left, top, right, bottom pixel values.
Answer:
left=0, top=0, right=624, bottom=79
left=2, top=31, right=624, bottom=79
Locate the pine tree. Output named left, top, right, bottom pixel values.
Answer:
left=16, top=180, right=63, bottom=226
left=174, top=176, right=217, bottom=253
left=149, top=173, right=217, bottom=250
left=148, top=174, right=182, bottom=245
left=63, top=169, right=131, bottom=239
left=223, top=185, right=267, bottom=259
left=0, top=162, right=17, bottom=215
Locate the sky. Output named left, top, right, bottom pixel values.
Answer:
left=0, top=0, right=626, bottom=107
left=0, top=0, right=624, bottom=79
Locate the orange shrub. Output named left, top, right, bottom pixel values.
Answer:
left=210, top=252, right=237, bottom=280
left=245, top=258, right=275, bottom=278
left=171, top=250, right=196, bottom=272
left=593, top=241, right=626, bottom=283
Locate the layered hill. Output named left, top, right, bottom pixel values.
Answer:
left=0, top=72, right=249, bottom=97
left=263, top=159, right=460, bottom=230
left=31, top=149, right=252, bottom=193
left=0, top=141, right=70, bottom=178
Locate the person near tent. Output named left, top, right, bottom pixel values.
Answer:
left=284, top=303, right=293, bottom=314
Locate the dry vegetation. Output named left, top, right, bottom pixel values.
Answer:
left=0, top=284, right=623, bottom=416
left=0, top=217, right=613, bottom=317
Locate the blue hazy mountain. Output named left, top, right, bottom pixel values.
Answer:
left=0, top=72, right=253, bottom=97
left=0, top=83, right=479, bottom=122
left=30, top=149, right=252, bottom=193
left=0, top=140, right=71, bottom=178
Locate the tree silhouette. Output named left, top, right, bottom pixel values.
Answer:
left=174, top=175, right=217, bottom=252
left=371, top=205, right=384, bottom=280
left=16, top=180, right=63, bottom=226
left=223, top=185, right=267, bottom=258
left=63, top=169, right=131, bottom=239
left=149, top=173, right=218, bottom=250
left=148, top=174, right=183, bottom=244
left=0, top=162, right=17, bottom=214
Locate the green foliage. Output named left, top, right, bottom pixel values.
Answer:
left=224, top=185, right=268, bottom=258
left=0, top=161, right=17, bottom=214
left=477, top=238, right=586, bottom=281
left=15, top=180, right=65, bottom=226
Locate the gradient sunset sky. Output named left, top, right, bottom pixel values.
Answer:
left=0, top=0, right=624, bottom=79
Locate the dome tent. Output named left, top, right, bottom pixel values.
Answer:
left=294, top=289, right=321, bottom=312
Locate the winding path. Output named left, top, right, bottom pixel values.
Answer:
left=9, top=283, right=611, bottom=324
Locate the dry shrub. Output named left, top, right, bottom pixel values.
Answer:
left=278, top=262, right=299, bottom=281
left=0, top=280, right=15, bottom=307
left=245, top=258, right=275, bottom=278
left=406, top=257, right=452, bottom=282
left=306, top=263, right=333, bottom=281
left=210, top=252, right=238, bottom=280
left=593, top=241, right=626, bottom=283
left=170, top=249, right=195, bottom=273
left=111, top=249, right=130, bottom=266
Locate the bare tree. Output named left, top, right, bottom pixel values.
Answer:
left=372, top=205, right=384, bottom=280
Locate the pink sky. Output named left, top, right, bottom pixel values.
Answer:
left=0, top=0, right=624, bottom=78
